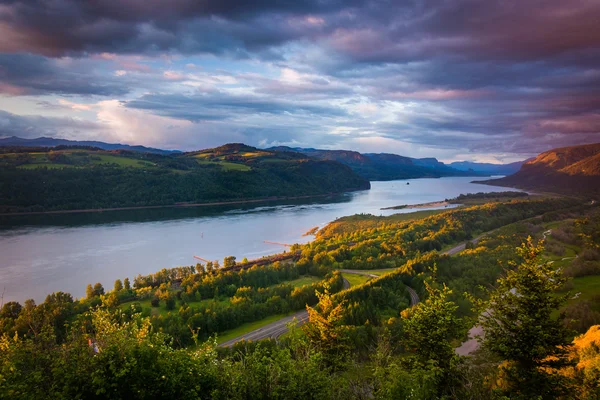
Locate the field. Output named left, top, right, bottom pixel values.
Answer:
left=286, top=275, right=321, bottom=288
left=569, top=275, right=600, bottom=304
left=3, top=150, right=156, bottom=169
left=342, top=273, right=371, bottom=287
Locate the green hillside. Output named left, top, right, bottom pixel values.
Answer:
left=0, top=144, right=370, bottom=213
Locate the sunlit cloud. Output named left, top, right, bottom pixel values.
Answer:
left=0, top=0, right=598, bottom=161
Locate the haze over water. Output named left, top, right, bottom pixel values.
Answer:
left=0, top=177, right=519, bottom=303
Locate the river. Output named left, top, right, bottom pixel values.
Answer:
left=0, top=177, right=518, bottom=303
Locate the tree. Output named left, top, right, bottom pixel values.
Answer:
left=401, top=279, right=464, bottom=397
left=113, top=279, right=123, bottom=292
left=303, top=286, right=349, bottom=368
left=165, top=296, right=176, bottom=311
left=123, top=277, right=131, bottom=290
left=223, top=256, right=236, bottom=268
left=86, top=284, right=95, bottom=300
left=93, top=283, right=105, bottom=297
left=479, top=237, right=573, bottom=398
left=0, top=301, right=22, bottom=319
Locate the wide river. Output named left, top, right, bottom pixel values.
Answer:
left=0, top=177, right=518, bottom=303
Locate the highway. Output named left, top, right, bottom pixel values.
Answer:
left=219, top=310, right=310, bottom=347
left=219, top=277, right=350, bottom=348
left=218, top=236, right=489, bottom=347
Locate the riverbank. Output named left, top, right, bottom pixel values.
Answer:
left=381, top=200, right=451, bottom=210
left=0, top=191, right=361, bottom=217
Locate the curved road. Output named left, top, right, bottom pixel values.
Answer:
left=219, top=277, right=350, bottom=347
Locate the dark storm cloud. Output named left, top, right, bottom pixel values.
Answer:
left=0, top=53, right=129, bottom=96
left=0, top=0, right=598, bottom=157
left=126, top=92, right=348, bottom=121
left=0, top=0, right=360, bottom=56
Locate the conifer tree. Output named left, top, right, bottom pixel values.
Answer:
left=480, top=237, right=573, bottom=398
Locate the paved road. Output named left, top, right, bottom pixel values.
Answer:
left=219, top=310, right=310, bottom=347
left=443, top=232, right=490, bottom=256
left=218, top=236, right=488, bottom=348
left=219, top=277, right=351, bottom=348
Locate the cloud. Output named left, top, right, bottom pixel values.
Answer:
left=0, top=53, right=130, bottom=96
left=0, top=0, right=598, bottom=160
left=0, top=109, right=103, bottom=138
left=125, top=92, right=349, bottom=121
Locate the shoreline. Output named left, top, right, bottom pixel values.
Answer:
left=0, top=191, right=364, bottom=217
left=381, top=200, right=451, bottom=210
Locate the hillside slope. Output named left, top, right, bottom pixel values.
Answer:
left=480, top=143, right=600, bottom=195
left=0, top=143, right=370, bottom=213
left=269, top=146, right=479, bottom=180
left=450, top=160, right=524, bottom=175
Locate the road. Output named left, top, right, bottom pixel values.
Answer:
left=443, top=231, right=490, bottom=256
left=219, top=310, right=310, bottom=347
left=219, top=236, right=490, bottom=348
left=219, top=277, right=351, bottom=348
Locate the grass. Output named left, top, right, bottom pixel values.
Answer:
left=287, top=276, right=321, bottom=288
left=216, top=313, right=287, bottom=344
left=94, top=154, right=153, bottom=168
left=342, top=273, right=371, bottom=286
left=367, top=268, right=399, bottom=276
left=240, top=151, right=270, bottom=158
left=13, top=151, right=154, bottom=169
left=387, top=209, right=449, bottom=221
left=569, top=275, right=600, bottom=304
left=195, top=159, right=251, bottom=171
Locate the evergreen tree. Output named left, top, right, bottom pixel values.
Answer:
left=93, top=282, right=105, bottom=297
left=480, top=237, right=573, bottom=398
left=86, top=284, right=95, bottom=300
left=123, top=278, right=131, bottom=290
left=113, top=279, right=123, bottom=292
left=303, top=286, right=349, bottom=369
left=401, top=278, right=464, bottom=397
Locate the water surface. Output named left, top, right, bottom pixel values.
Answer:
left=0, top=177, right=517, bottom=303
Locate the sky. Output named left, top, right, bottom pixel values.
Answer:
left=0, top=0, right=599, bottom=162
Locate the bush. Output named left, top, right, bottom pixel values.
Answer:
left=165, top=297, right=176, bottom=311
left=150, top=297, right=160, bottom=307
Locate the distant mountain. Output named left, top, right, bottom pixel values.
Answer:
left=450, top=160, right=524, bottom=175
left=0, top=136, right=180, bottom=155
left=480, top=143, right=600, bottom=195
left=269, top=146, right=482, bottom=180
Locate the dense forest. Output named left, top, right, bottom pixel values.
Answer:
left=2, top=195, right=599, bottom=398
left=0, top=144, right=370, bottom=213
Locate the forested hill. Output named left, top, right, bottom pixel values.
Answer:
left=0, top=143, right=370, bottom=213
left=269, top=146, right=483, bottom=180
left=481, top=142, right=600, bottom=195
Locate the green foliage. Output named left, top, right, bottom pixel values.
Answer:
left=304, top=287, right=350, bottom=368
left=478, top=237, right=574, bottom=398
left=401, top=279, right=465, bottom=397
left=0, top=145, right=369, bottom=213
left=0, top=309, right=225, bottom=399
